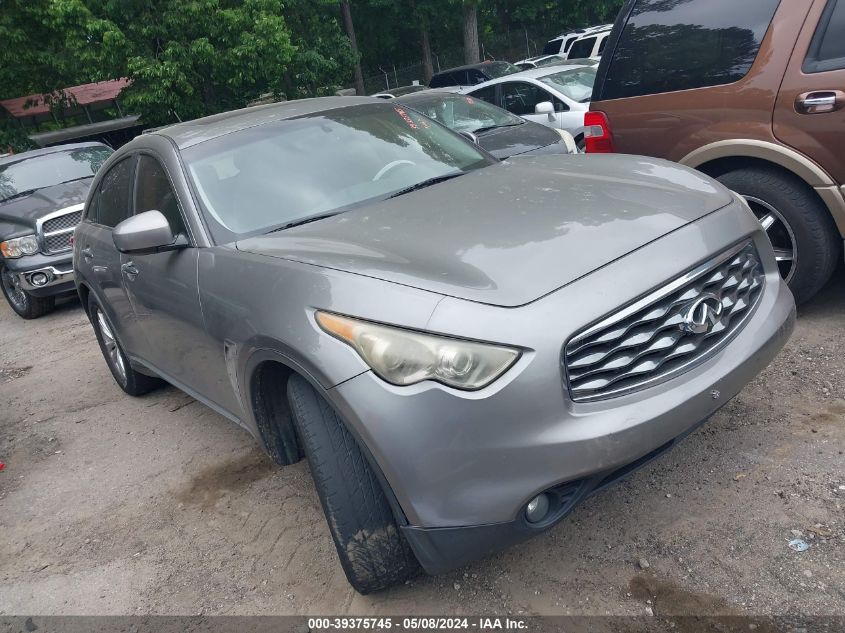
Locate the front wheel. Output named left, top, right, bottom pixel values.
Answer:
left=88, top=295, right=162, bottom=396
left=0, top=264, right=55, bottom=319
left=287, top=374, right=420, bottom=593
left=717, top=167, right=841, bottom=304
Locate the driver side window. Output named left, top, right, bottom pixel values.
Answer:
left=502, top=82, right=566, bottom=116
left=134, top=155, right=187, bottom=237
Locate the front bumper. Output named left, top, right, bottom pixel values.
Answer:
left=3, top=254, right=75, bottom=297
left=325, top=205, right=796, bottom=573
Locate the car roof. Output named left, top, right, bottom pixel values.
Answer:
left=0, top=141, right=110, bottom=167
left=148, top=96, right=380, bottom=149
left=548, top=24, right=612, bottom=41
left=432, top=60, right=512, bottom=75
left=466, top=62, right=592, bottom=84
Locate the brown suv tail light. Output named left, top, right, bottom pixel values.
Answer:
left=584, top=111, right=615, bottom=153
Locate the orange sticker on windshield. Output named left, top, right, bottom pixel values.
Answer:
left=394, top=106, right=418, bottom=130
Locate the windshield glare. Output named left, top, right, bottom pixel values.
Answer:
left=538, top=67, right=597, bottom=102
left=184, top=103, right=492, bottom=242
left=403, top=94, right=523, bottom=133
left=0, top=147, right=112, bottom=203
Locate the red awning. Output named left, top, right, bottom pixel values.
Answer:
left=0, top=79, right=130, bottom=118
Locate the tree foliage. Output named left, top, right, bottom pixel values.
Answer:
left=0, top=0, right=624, bottom=130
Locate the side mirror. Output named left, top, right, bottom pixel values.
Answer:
left=459, top=130, right=480, bottom=145
left=113, top=210, right=183, bottom=254
left=535, top=101, right=556, bottom=121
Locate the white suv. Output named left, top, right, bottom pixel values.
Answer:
left=542, top=24, right=612, bottom=58
left=566, top=28, right=612, bottom=60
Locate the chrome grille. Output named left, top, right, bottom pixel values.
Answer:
left=564, top=241, right=764, bottom=402
left=38, top=207, right=83, bottom=254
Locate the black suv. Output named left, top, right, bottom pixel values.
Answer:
left=429, top=61, right=521, bottom=88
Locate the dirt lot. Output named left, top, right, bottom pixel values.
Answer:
left=1, top=273, right=843, bottom=618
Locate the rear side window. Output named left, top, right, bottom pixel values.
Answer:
left=97, top=158, right=133, bottom=228
left=543, top=40, right=562, bottom=55
left=84, top=185, right=101, bottom=223
left=134, top=155, right=187, bottom=236
left=599, top=0, right=781, bottom=100
left=569, top=36, right=596, bottom=59
left=804, top=0, right=845, bottom=73
left=429, top=72, right=454, bottom=88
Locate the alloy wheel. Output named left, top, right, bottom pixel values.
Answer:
left=744, top=195, right=797, bottom=283
left=1, top=266, right=29, bottom=312
left=96, top=307, right=127, bottom=384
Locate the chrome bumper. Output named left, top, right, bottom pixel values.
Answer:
left=16, top=265, right=75, bottom=291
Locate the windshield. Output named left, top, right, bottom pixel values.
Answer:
left=183, top=103, right=493, bottom=242
left=401, top=94, right=523, bottom=134
left=483, top=61, right=521, bottom=78
left=0, top=146, right=112, bottom=203
left=538, top=67, right=597, bottom=103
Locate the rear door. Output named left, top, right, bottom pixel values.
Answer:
left=78, top=156, right=142, bottom=353
left=773, top=0, right=845, bottom=184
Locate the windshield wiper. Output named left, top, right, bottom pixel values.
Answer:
left=0, top=188, right=38, bottom=204
left=268, top=211, right=340, bottom=233
left=473, top=122, right=524, bottom=135
left=387, top=172, right=464, bottom=199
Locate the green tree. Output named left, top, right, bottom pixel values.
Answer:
left=86, top=0, right=297, bottom=123
left=0, top=0, right=117, bottom=99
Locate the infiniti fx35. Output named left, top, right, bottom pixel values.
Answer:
left=73, top=97, right=795, bottom=593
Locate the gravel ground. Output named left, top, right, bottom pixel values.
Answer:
left=0, top=271, right=843, bottom=617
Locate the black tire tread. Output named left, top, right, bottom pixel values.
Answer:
left=717, top=166, right=840, bottom=304
left=287, top=374, right=419, bottom=593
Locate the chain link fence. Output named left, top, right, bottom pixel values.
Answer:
left=358, top=28, right=558, bottom=95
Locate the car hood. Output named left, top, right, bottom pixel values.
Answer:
left=0, top=179, right=92, bottom=230
left=237, top=155, right=734, bottom=307
left=476, top=122, right=562, bottom=159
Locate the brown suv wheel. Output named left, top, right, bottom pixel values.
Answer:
left=717, top=167, right=841, bottom=304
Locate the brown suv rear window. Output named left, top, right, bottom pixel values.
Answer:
left=598, top=0, right=781, bottom=100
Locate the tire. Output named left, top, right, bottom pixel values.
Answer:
left=717, top=167, right=841, bottom=304
left=287, top=374, right=420, bottom=593
left=0, top=264, right=56, bottom=319
left=88, top=295, right=162, bottom=396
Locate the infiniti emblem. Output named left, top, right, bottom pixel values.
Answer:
left=680, top=293, right=724, bottom=335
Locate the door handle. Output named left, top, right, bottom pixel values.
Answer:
left=796, top=90, right=845, bottom=114
left=81, top=247, right=93, bottom=260
left=121, top=261, right=139, bottom=278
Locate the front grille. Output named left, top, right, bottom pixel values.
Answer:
left=39, top=208, right=82, bottom=254
left=564, top=241, right=764, bottom=402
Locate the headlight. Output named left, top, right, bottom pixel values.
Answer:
left=316, top=311, right=520, bottom=390
left=0, top=235, right=39, bottom=258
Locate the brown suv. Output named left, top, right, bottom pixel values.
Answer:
left=588, top=0, right=845, bottom=303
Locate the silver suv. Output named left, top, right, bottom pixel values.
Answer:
left=73, top=97, right=795, bottom=593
